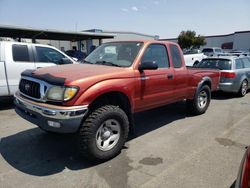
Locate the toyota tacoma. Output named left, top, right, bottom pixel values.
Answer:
left=14, top=40, right=220, bottom=161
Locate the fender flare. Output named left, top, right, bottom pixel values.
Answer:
left=194, top=77, right=212, bottom=98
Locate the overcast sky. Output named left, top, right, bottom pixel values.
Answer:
left=0, top=0, right=249, bottom=38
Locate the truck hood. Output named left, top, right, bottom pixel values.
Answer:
left=33, top=64, right=134, bottom=86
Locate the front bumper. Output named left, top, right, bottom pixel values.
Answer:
left=14, top=92, right=88, bottom=133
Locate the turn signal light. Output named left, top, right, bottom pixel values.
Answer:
left=221, top=72, right=236, bottom=78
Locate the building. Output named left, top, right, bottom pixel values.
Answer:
left=161, top=30, right=250, bottom=51
left=101, top=30, right=159, bottom=42
left=84, top=29, right=159, bottom=46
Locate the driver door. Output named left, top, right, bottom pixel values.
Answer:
left=134, top=44, right=175, bottom=112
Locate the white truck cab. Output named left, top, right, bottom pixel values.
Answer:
left=183, top=49, right=207, bottom=66
left=0, top=41, right=76, bottom=97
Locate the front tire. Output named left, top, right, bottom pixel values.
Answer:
left=187, top=85, right=211, bottom=115
left=238, top=80, right=248, bottom=97
left=78, top=105, right=129, bottom=161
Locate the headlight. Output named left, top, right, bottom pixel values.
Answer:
left=47, top=86, right=78, bottom=101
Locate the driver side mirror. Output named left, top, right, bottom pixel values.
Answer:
left=138, top=61, right=158, bottom=71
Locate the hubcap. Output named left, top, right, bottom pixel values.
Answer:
left=96, top=119, right=121, bottom=151
left=241, top=81, right=247, bottom=96
left=198, top=90, right=208, bottom=109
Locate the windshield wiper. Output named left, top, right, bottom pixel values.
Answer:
left=96, top=60, right=120, bottom=67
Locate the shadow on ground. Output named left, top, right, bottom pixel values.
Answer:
left=212, top=91, right=250, bottom=100
left=0, top=97, right=14, bottom=110
left=0, top=102, right=189, bottom=177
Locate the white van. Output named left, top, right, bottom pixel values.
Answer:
left=0, top=41, right=76, bottom=97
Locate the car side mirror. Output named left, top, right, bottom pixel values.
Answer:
left=138, top=61, right=158, bottom=71
left=59, top=58, right=72, bottom=65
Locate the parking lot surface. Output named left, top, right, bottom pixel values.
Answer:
left=1, top=93, right=250, bottom=188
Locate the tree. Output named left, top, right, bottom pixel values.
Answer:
left=178, top=30, right=206, bottom=49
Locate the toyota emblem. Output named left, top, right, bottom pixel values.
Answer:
left=25, top=84, right=30, bottom=91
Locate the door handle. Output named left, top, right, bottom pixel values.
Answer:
left=167, top=74, right=174, bottom=79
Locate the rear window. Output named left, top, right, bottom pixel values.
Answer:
left=196, top=59, right=232, bottom=70
left=12, top=44, right=30, bottom=62
left=202, top=48, right=213, bottom=53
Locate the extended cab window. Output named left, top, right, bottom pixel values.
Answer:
left=235, top=59, right=244, bottom=69
left=36, top=46, right=66, bottom=64
left=141, top=44, right=169, bottom=68
left=170, top=45, right=182, bottom=68
left=12, top=44, right=30, bottom=62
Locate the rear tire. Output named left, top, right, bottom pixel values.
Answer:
left=78, top=105, right=129, bottom=161
left=238, top=80, right=248, bottom=97
left=187, top=85, right=211, bottom=115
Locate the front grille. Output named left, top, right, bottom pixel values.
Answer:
left=19, top=79, right=41, bottom=99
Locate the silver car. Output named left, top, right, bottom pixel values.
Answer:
left=195, top=56, right=250, bottom=97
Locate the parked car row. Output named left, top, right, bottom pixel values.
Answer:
left=183, top=46, right=250, bottom=66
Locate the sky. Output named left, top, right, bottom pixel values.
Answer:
left=0, top=0, right=250, bottom=39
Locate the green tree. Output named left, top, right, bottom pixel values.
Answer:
left=178, top=30, right=206, bottom=49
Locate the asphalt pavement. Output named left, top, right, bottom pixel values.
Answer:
left=1, top=92, right=250, bottom=188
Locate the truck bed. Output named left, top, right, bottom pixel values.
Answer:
left=187, top=67, right=220, bottom=92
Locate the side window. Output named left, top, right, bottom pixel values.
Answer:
left=235, top=59, right=244, bottom=69
left=36, top=46, right=66, bottom=64
left=170, top=45, right=182, bottom=68
left=12, top=45, right=30, bottom=62
left=242, top=58, right=250, bottom=68
left=141, top=44, right=169, bottom=68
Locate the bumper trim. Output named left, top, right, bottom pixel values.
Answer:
left=14, top=92, right=88, bottom=120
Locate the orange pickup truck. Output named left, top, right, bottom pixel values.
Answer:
left=14, top=40, right=220, bottom=161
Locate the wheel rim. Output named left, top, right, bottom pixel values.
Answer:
left=96, top=119, right=121, bottom=151
left=198, top=90, right=208, bottom=109
left=241, top=81, right=247, bottom=96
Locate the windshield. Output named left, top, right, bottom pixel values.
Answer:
left=196, top=59, right=232, bottom=70
left=84, top=42, right=143, bottom=67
